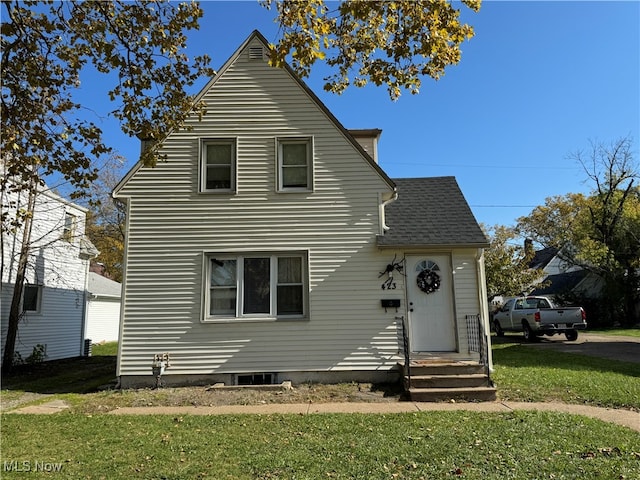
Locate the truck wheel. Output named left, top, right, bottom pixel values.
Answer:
left=494, top=321, right=504, bottom=337
left=522, top=322, right=535, bottom=342
left=565, top=330, right=578, bottom=341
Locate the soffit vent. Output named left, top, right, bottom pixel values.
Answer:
left=248, top=46, right=265, bottom=61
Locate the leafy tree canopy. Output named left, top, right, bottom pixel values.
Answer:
left=266, top=0, right=481, bottom=100
left=517, top=137, right=639, bottom=324
left=1, top=0, right=213, bottom=224
left=482, top=224, right=540, bottom=302
left=2, top=0, right=480, bottom=223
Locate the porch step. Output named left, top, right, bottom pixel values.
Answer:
left=403, top=361, right=496, bottom=402
left=410, top=374, right=489, bottom=389
left=410, top=362, right=485, bottom=376
left=409, top=386, right=497, bottom=402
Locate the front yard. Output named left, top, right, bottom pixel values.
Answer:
left=1, top=337, right=639, bottom=479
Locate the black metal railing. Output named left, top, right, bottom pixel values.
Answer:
left=466, top=314, right=491, bottom=385
left=397, top=315, right=411, bottom=387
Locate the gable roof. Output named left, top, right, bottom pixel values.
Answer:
left=378, top=177, right=489, bottom=248
left=529, top=246, right=559, bottom=270
left=529, top=270, right=589, bottom=296
left=114, top=29, right=394, bottom=197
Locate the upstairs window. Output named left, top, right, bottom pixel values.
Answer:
left=205, top=253, right=307, bottom=321
left=201, top=139, right=236, bottom=192
left=62, top=212, right=76, bottom=242
left=277, top=138, right=312, bottom=191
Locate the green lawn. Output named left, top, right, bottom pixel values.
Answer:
left=491, top=339, right=640, bottom=410
left=2, top=340, right=640, bottom=478
left=2, top=411, right=639, bottom=479
left=91, top=341, right=119, bottom=356
left=589, top=328, right=640, bottom=338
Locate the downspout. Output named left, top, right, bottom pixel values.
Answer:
left=380, top=189, right=398, bottom=233
left=80, top=241, right=99, bottom=357
left=80, top=256, right=90, bottom=356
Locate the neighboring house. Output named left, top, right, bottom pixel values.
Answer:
left=1, top=186, right=98, bottom=364
left=113, top=31, right=493, bottom=394
left=528, top=245, right=604, bottom=301
left=86, top=272, right=121, bottom=344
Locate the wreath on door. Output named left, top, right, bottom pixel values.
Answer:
left=416, top=260, right=441, bottom=294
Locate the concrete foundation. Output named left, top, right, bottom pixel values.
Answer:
left=118, top=368, right=401, bottom=389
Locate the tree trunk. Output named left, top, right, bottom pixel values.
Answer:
left=2, top=187, right=37, bottom=374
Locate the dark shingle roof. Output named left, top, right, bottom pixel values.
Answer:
left=529, top=270, right=589, bottom=296
left=378, top=177, right=489, bottom=248
left=529, top=246, right=559, bottom=270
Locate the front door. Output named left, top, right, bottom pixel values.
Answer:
left=406, top=255, right=457, bottom=352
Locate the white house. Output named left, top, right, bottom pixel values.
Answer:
left=86, top=272, right=121, bottom=344
left=1, top=186, right=98, bottom=364
left=113, top=31, right=493, bottom=399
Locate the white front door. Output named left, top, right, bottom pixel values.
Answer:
left=406, top=255, right=457, bottom=352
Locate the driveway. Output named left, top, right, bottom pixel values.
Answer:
left=519, top=332, right=640, bottom=364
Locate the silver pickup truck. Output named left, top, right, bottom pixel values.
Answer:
left=492, top=296, right=587, bottom=341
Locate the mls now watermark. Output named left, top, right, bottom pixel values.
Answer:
left=4, top=460, right=64, bottom=473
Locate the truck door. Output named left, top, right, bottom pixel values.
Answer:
left=500, top=299, right=515, bottom=329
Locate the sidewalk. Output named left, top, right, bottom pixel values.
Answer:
left=10, top=399, right=637, bottom=432
left=107, top=401, right=640, bottom=431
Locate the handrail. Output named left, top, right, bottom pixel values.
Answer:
left=397, top=315, right=410, bottom=388
left=466, top=314, right=491, bottom=386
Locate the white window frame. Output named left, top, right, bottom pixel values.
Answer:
left=276, top=137, right=313, bottom=192
left=62, top=212, right=76, bottom=242
left=200, top=138, right=237, bottom=193
left=203, top=252, right=308, bottom=322
left=22, top=284, right=42, bottom=314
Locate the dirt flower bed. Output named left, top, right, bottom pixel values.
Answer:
left=69, top=382, right=405, bottom=414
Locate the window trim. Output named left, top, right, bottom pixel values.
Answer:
left=200, top=138, right=237, bottom=193
left=22, top=284, right=42, bottom=314
left=276, top=137, right=313, bottom=192
left=62, top=212, right=76, bottom=242
left=202, top=251, right=309, bottom=323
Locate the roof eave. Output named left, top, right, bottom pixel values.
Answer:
left=377, top=240, right=490, bottom=250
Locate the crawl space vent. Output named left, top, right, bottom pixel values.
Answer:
left=248, top=46, right=265, bottom=61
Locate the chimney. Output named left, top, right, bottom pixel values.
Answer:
left=524, top=238, right=534, bottom=257
left=348, top=129, right=382, bottom=163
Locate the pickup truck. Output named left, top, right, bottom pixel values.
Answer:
left=492, top=296, right=587, bottom=341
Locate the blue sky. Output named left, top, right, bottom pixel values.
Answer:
left=79, top=0, right=640, bottom=228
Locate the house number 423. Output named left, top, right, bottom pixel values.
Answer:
left=381, top=279, right=397, bottom=290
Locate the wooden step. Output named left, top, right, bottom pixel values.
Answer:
left=409, top=386, right=497, bottom=402
left=409, top=374, right=489, bottom=389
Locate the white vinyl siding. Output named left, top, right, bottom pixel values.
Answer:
left=115, top=36, right=401, bottom=378
left=200, top=139, right=236, bottom=192
left=2, top=189, right=90, bottom=363
left=451, top=250, right=484, bottom=358
left=86, top=298, right=121, bottom=343
left=277, top=137, right=313, bottom=191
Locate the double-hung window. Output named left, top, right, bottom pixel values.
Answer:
left=205, top=253, right=307, bottom=321
left=201, top=139, right=236, bottom=192
left=62, top=213, right=75, bottom=242
left=277, top=137, right=312, bottom=191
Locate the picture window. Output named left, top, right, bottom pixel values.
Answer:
left=205, top=253, right=307, bottom=320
